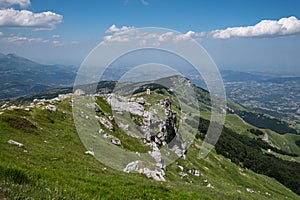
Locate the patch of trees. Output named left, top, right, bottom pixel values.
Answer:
left=236, top=111, right=297, bottom=134
left=296, top=139, right=300, bottom=148
left=254, top=138, right=298, bottom=157
left=248, top=128, right=264, bottom=136
left=197, top=117, right=300, bottom=195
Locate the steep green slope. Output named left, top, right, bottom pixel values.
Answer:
left=0, top=89, right=299, bottom=199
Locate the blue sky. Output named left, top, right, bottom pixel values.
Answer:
left=0, top=0, right=300, bottom=73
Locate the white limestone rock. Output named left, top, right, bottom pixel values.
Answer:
left=85, top=150, right=95, bottom=156
left=123, top=161, right=165, bottom=181
left=95, top=116, right=114, bottom=131
left=8, top=139, right=24, bottom=147
left=45, top=104, right=57, bottom=112
left=103, top=133, right=121, bottom=146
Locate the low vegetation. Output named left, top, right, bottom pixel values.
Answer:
left=0, top=81, right=300, bottom=199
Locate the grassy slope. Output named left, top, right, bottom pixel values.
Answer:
left=200, top=112, right=300, bottom=163
left=0, top=98, right=299, bottom=199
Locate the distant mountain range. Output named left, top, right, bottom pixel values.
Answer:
left=1, top=53, right=299, bottom=124
left=0, top=53, right=77, bottom=100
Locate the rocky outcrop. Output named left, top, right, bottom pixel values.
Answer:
left=123, top=161, right=165, bottom=181
left=108, top=95, right=145, bottom=117
left=148, top=142, right=165, bottom=169
left=45, top=104, right=57, bottom=112
left=107, top=94, right=188, bottom=181
left=188, top=169, right=201, bottom=177
left=95, top=116, right=114, bottom=131
left=102, top=133, right=121, bottom=146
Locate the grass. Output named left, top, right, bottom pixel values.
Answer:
left=0, top=96, right=299, bottom=199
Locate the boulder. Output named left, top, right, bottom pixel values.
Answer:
left=45, top=104, right=57, bottom=112
left=188, top=169, right=201, bottom=177
left=8, top=139, right=24, bottom=147
left=136, top=97, right=146, bottom=105
left=85, top=150, right=95, bottom=156
left=98, top=128, right=105, bottom=134
left=103, top=133, right=121, bottom=146
left=246, top=188, right=254, bottom=193
left=178, top=165, right=184, bottom=171
left=179, top=172, right=188, bottom=178
left=123, top=161, right=165, bottom=181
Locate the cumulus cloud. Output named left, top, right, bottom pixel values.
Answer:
left=0, top=32, right=3, bottom=36
left=209, top=16, right=300, bottom=39
left=105, top=24, right=135, bottom=34
left=104, top=17, right=300, bottom=45
left=103, top=16, right=300, bottom=44
left=0, top=8, right=63, bottom=30
left=0, top=0, right=30, bottom=8
left=101, top=24, right=202, bottom=45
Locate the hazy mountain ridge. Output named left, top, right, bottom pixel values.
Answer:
left=0, top=53, right=77, bottom=100
left=1, top=53, right=299, bottom=124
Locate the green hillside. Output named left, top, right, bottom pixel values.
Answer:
left=0, top=80, right=299, bottom=199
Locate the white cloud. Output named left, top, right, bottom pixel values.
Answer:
left=0, top=32, right=3, bottom=36
left=51, top=40, right=64, bottom=47
left=3, top=34, right=78, bottom=47
left=209, top=16, right=300, bottom=39
left=105, top=24, right=135, bottom=34
left=140, top=0, right=149, bottom=6
left=101, top=17, right=300, bottom=45
left=0, top=8, right=63, bottom=30
left=123, top=0, right=149, bottom=6
left=70, top=41, right=79, bottom=45
left=52, top=34, right=60, bottom=38
left=5, top=35, right=49, bottom=43
left=101, top=25, right=200, bottom=45
left=0, top=0, right=30, bottom=8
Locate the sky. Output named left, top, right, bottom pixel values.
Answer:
left=0, top=0, right=300, bottom=73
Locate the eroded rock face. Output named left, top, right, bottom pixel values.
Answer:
left=99, top=94, right=188, bottom=181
